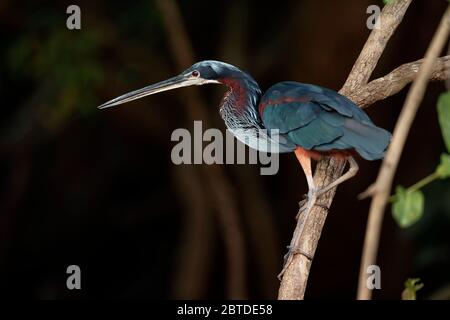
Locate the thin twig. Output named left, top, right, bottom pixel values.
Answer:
left=357, top=5, right=450, bottom=300
left=155, top=0, right=247, bottom=299
left=278, top=0, right=412, bottom=300
left=172, top=165, right=213, bottom=299
left=218, top=1, right=281, bottom=298
left=341, top=0, right=413, bottom=96
left=352, top=56, right=450, bottom=108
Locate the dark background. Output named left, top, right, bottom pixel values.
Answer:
left=1, top=0, right=449, bottom=299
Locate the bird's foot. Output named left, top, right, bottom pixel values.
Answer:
left=277, top=245, right=314, bottom=280
left=296, top=192, right=329, bottom=220
left=278, top=246, right=295, bottom=280
left=298, top=189, right=316, bottom=209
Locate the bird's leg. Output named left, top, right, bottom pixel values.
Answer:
left=280, top=155, right=359, bottom=279
left=298, top=190, right=329, bottom=217
left=296, top=156, right=359, bottom=219
left=279, top=149, right=317, bottom=279
left=297, top=199, right=329, bottom=219
left=315, top=156, right=359, bottom=197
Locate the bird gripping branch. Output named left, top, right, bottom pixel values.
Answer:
left=99, top=60, right=391, bottom=276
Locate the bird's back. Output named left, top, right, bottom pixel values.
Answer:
left=259, top=82, right=391, bottom=160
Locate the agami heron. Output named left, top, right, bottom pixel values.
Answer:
left=99, top=60, right=391, bottom=274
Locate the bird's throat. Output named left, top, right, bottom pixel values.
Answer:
left=219, top=77, right=263, bottom=131
left=218, top=78, right=293, bottom=153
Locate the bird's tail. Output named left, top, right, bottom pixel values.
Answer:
left=341, top=118, right=392, bottom=160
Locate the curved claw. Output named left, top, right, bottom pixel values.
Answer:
left=278, top=245, right=315, bottom=280
left=296, top=193, right=330, bottom=220
left=278, top=246, right=296, bottom=280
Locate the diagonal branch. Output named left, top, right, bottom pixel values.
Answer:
left=357, top=5, right=450, bottom=301
left=156, top=0, right=248, bottom=299
left=341, top=0, right=413, bottom=96
left=278, top=0, right=413, bottom=300
left=352, top=55, right=450, bottom=108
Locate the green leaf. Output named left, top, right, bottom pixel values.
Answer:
left=392, top=186, right=424, bottom=228
left=401, top=278, right=424, bottom=300
left=437, top=92, right=450, bottom=153
left=436, top=153, right=450, bottom=179
left=384, top=0, right=395, bottom=4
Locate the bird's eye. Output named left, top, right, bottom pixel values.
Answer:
left=191, top=70, right=200, bottom=78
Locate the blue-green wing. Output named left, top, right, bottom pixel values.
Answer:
left=259, top=82, right=391, bottom=160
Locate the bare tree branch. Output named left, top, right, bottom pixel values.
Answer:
left=218, top=1, right=281, bottom=298
left=278, top=0, right=413, bottom=300
left=172, top=165, right=213, bottom=299
left=341, top=0, right=413, bottom=96
left=156, top=0, right=247, bottom=299
left=357, top=5, right=450, bottom=301
left=352, top=55, right=450, bottom=108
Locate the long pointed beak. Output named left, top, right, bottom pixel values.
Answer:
left=98, top=74, right=195, bottom=109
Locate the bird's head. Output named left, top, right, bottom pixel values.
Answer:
left=98, top=60, right=242, bottom=109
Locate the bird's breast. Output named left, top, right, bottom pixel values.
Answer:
left=228, top=127, right=295, bottom=153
